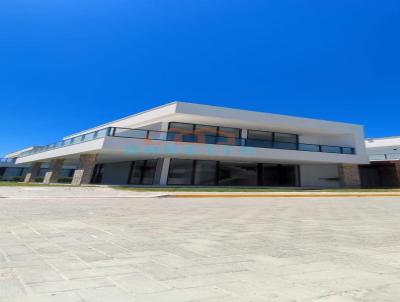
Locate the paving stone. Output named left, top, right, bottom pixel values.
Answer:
left=77, top=286, right=136, bottom=302
left=1, top=187, right=400, bottom=301
left=29, top=278, right=114, bottom=293
left=110, top=273, right=169, bottom=294
left=4, top=291, right=85, bottom=302
left=0, top=269, right=27, bottom=299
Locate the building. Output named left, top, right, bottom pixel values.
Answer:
left=0, top=158, right=29, bottom=181
left=9, top=102, right=369, bottom=187
left=361, top=137, right=400, bottom=188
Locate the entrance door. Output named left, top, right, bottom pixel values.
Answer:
left=128, top=160, right=158, bottom=185
left=262, top=164, right=298, bottom=186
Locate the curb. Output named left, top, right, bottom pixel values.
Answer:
left=168, top=194, right=400, bottom=198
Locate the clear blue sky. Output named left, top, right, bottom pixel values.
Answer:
left=1, top=0, right=399, bottom=156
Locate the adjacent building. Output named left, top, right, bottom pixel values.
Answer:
left=8, top=102, right=369, bottom=187
left=360, top=137, right=400, bottom=187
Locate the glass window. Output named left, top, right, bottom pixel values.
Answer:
left=168, top=123, right=194, bottom=142
left=274, top=133, right=297, bottom=143
left=167, top=159, right=194, bottom=185
left=218, top=127, right=240, bottom=138
left=274, top=133, right=298, bottom=150
left=247, top=130, right=273, bottom=141
left=0, top=167, right=5, bottom=177
left=141, top=159, right=158, bottom=185
left=194, top=125, right=217, bottom=136
left=82, top=132, right=96, bottom=142
left=96, top=129, right=108, bottom=138
left=298, top=143, right=320, bottom=152
left=262, top=164, right=297, bottom=187
left=320, top=145, right=341, bottom=153
left=193, top=161, right=217, bottom=185
left=247, top=130, right=273, bottom=148
left=128, top=161, right=145, bottom=184
left=114, top=128, right=147, bottom=139
left=91, top=164, right=104, bottom=184
left=168, top=123, right=194, bottom=134
left=218, top=162, right=257, bottom=186
left=342, top=147, right=355, bottom=154
left=194, top=125, right=218, bottom=144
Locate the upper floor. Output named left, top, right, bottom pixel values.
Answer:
left=11, top=102, right=369, bottom=165
left=366, top=136, right=400, bottom=161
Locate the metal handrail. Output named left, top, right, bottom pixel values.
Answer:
left=369, top=153, right=400, bottom=161
left=17, top=126, right=356, bottom=158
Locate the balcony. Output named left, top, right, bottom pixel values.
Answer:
left=18, top=126, right=356, bottom=158
left=0, top=158, right=16, bottom=164
left=369, top=153, right=400, bottom=161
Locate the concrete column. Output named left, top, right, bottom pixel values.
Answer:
left=159, top=158, right=171, bottom=185
left=43, top=159, right=64, bottom=184
left=338, top=164, right=361, bottom=188
left=241, top=129, right=248, bottom=146
left=159, top=122, right=169, bottom=140
left=241, top=129, right=248, bottom=139
left=71, top=154, right=97, bottom=185
left=24, top=162, right=42, bottom=183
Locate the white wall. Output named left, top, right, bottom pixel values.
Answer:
left=101, top=162, right=132, bottom=185
left=300, top=164, right=340, bottom=188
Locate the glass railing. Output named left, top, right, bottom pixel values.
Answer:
left=18, top=126, right=356, bottom=157
left=0, top=158, right=16, bottom=163
left=369, top=153, right=400, bottom=161
left=18, top=128, right=110, bottom=157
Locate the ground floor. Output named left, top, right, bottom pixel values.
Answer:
left=0, top=165, right=75, bottom=182
left=359, top=160, right=400, bottom=188
left=90, top=158, right=346, bottom=188
left=0, top=166, right=29, bottom=181
left=0, top=186, right=399, bottom=301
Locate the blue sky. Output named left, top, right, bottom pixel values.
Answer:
left=1, top=0, right=399, bottom=156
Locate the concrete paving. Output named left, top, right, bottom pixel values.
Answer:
left=0, top=187, right=399, bottom=301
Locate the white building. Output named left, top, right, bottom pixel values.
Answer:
left=360, top=137, right=400, bottom=187
left=9, top=102, right=369, bottom=187
left=0, top=158, right=29, bottom=181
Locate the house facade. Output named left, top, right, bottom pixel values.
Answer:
left=360, top=137, right=400, bottom=188
left=9, top=102, right=369, bottom=187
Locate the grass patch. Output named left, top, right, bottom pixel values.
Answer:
left=0, top=181, right=79, bottom=187
left=115, top=186, right=400, bottom=193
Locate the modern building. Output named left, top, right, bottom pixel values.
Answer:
left=8, top=102, right=369, bottom=187
left=361, top=137, right=400, bottom=187
left=0, top=158, right=29, bottom=181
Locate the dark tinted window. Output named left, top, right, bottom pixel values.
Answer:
left=128, top=160, right=158, bottom=185
left=193, top=161, right=217, bottom=185
left=167, top=159, right=194, bottom=185
left=274, top=133, right=297, bottom=143
left=218, top=127, right=241, bottom=138
left=247, top=130, right=273, bottom=141
left=141, top=159, right=158, bottom=185
left=218, top=162, right=257, bottom=186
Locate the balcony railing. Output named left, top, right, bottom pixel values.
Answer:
left=369, top=153, right=400, bottom=161
left=0, top=158, right=16, bottom=164
left=18, top=126, right=356, bottom=158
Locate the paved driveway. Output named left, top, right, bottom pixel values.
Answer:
left=0, top=187, right=400, bottom=301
